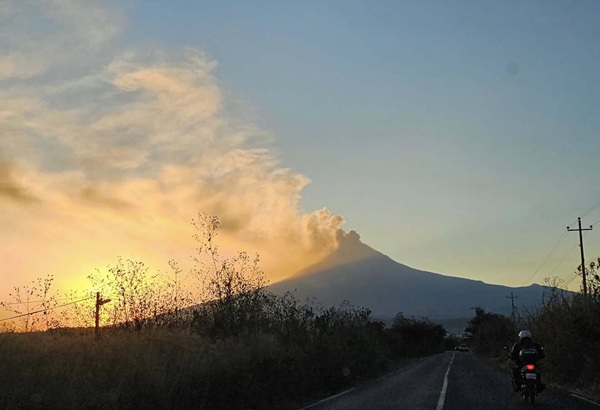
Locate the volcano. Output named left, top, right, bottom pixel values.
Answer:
left=268, top=231, right=550, bottom=322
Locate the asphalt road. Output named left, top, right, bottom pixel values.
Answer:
left=300, top=351, right=599, bottom=410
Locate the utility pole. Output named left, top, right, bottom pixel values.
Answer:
left=568, top=217, right=593, bottom=297
left=506, top=292, right=518, bottom=323
left=95, top=292, right=111, bottom=339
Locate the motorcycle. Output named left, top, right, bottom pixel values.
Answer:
left=514, top=348, right=543, bottom=404
left=518, top=362, right=541, bottom=403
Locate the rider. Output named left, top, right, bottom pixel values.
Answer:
left=510, top=330, right=545, bottom=392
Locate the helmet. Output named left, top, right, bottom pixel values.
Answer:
left=518, top=330, right=532, bottom=340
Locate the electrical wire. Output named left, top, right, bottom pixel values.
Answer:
left=581, top=199, right=600, bottom=219
left=561, top=270, right=578, bottom=282
left=567, top=217, right=579, bottom=230
left=565, top=269, right=578, bottom=279
left=549, top=243, right=578, bottom=276
left=547, top=242, right=579, bottom=277
left=522, top=231, right=568, bottom=286
left=561, top=271, right=579, bottom=287
left=0, top=296, right=94, bottom=323
left=0, top=295, right=92, bottom=306
left=557, top=252, right=600, bottom=290
left=563, top=274, right=578, bottom=288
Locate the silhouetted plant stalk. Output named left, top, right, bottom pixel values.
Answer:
left=0, top=275, right=61, bottom=332
left=587, top=258, right=600, bottom=300
left=189, top=213, right=271, bottom=338
left=85, top=256, right=195, bottom=330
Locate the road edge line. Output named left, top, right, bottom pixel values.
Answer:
left=297, top=387, right=357, bottom=410
left=436, top=352, right=456, bottom=410
left=571, top=393, right=600, bottom=407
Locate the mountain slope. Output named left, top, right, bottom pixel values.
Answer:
left=269, top=231, right=549, bottom=320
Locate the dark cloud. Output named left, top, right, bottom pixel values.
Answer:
left=0, top=165, right=40, bottom=204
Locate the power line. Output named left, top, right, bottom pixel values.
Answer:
left=0, top=296, right=94, bottom=323
left=562, top=270, right=578, bottom=282
left=522, top=231, right=568, bottom=286
left=561, top=271, right=579, bottom=288
left=589, top=218, right=600, bottom=227
left=556, top=252, right=600, bottom=290
left=547, top=242, right=579, bottom=277
left=0, top=296, right=92, bottom=306
left=529, top=207, right=598, bottom=291
left=563, top=274, right=579, bottom=288
left=581, top=199, right=600, bottom=219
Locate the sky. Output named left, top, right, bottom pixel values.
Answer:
left=2, top=0, right=600, bottom=309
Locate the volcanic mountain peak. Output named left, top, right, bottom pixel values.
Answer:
left=271, top=231, right=551, bottom=321
left=294, top=230, right=383, bottom=278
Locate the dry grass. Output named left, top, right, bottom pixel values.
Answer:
left=0, top=313, right=446, bottom=409
left=0, top=329, right=282, bottom=409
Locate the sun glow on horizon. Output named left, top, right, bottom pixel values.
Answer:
left=0, top=2, right=345, bottom=309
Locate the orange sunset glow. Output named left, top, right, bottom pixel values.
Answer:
left=0, top=3, right=345, bottom=318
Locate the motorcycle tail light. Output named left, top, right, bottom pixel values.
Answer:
left=526, top=364, right=535, bottom=371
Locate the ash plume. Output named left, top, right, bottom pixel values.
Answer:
left=0, top=1, right=345, bottom=289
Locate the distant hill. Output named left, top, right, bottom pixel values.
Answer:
left=268, top=231, right=550, bottom=322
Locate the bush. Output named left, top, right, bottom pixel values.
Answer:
left=0, top=214, right=450, bottom=408
left=0, top=307, right=394, bottom=410
left=523, top=286, right=600, bottom=388
left=466, top=308, right=515, bottom=357
left=384, top=314, right=446, bottom=357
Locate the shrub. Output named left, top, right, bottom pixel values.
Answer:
left=385, top=314, right=446, bottom=357
left=0, top=213, right=452, bottom=408
left=523, top=285, right=600, bottom=388
left=466, top=308, right=515, bottom=357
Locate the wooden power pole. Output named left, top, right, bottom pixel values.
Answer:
left=568, top=217, right=593, bottom=297
left=95, top=292, right=111, bottom=338
left=506, top=292, right=518, bottom=323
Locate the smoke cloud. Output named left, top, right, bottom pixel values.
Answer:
left=0, top=1, right=344, bottom=292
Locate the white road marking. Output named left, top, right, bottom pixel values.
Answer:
left=571, top=393, right=600, bottom=407
left=436, top=352, right=456, bottom=410
left=298, top=387, right=356, bottom=410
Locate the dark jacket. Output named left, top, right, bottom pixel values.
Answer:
left=510, top=340, right=545, bottom=365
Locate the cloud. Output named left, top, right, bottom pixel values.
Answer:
left=0, top=0, right=123, bottom=80
left=0, top=1, right=344, bottom=292
left=0, top=164, right=41, bottom=204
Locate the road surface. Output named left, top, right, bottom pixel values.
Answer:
left=301, top=351, right=599, bottom=410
